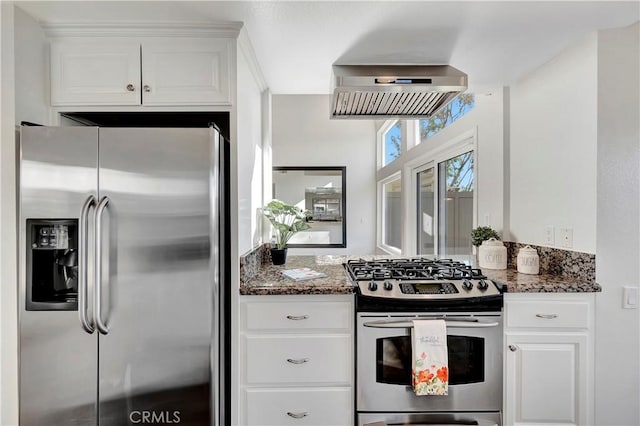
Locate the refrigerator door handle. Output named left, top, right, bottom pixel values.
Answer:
left=79, top=195, right=96, bottom=333
left=94, top=196, right=110, bottom=335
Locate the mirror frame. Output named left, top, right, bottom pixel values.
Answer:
left=272, top=166, right=347, bottom=248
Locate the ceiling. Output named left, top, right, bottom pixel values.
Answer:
left=16, top=1, right=640, bottom=94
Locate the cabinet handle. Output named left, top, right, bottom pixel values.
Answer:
left=286, top=315, right=309, bottom=320
left=126, top=84, right=135, bottom=92
left=143, top=85, right=151, bottom=92
left=286, top=358, right=310, bottom=364
left=508, top=345, right=518, bottom=352
left=535, top=314, right=558, bottom=319
left=286, top=412, right=309, bottom=419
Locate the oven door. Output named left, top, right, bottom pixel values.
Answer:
left=360, top=411, right=502, bottom=426
left=356, top=312, right=503, bottom=413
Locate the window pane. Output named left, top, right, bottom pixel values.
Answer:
left=384, top=121, right=402, bottom=166
left=420, top=94, right=475, bottom=142
left=438, top=151, right=473, bottom=258
left=417, top=167, right=435, bottom=256
left=383, top=177, right=402, bottom=250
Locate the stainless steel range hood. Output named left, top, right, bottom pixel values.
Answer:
left=330, top=65, right=467, bottom=119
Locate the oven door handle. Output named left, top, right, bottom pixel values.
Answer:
left=362, top=319, right=500, bottom=329
left=365, top=424, right=498, bottom=426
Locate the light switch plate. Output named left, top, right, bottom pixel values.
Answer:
left=544, top=226, right=555, bottom=245
left=623, top=286, right=638, bottom=309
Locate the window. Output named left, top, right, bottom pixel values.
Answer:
left=437, top=151, right=474, bottom=257
left=420, top=94, right=475, bottom=141
left=383, top=121, right=402, bottom=166
left=411, top=134, right=476, bottom=260
left=381, top=175, right=402, bottom=252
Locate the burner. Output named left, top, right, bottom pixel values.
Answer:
left=347, top=258, right=503, bottom=312
left=345, top=258, right=488, bottom=282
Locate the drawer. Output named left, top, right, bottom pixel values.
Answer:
left=506, top=300, right=591, bottom=329
left=244, top=335, right=351, bottom=385
left=244, top=300, right=352, bottom=331
left=244, top=387, right=352, bottom=426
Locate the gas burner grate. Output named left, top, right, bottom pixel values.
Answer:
left=345, top=258, right=487, bottom=281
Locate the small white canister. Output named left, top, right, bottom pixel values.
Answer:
left=517, top=245, right=540, bottom=274
left=478, top=238, right=507, bottom=270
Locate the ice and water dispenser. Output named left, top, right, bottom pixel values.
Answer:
left=26, top=219, right=78, bottom=310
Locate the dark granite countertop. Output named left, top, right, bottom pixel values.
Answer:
left=239, top=250, right=601, bottom=295
left=239, top=255, right=353, bottom=295
left=483, top=268, right=601, bottom=293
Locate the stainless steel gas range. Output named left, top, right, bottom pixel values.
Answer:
left=346, top=258, right=504, bottom=426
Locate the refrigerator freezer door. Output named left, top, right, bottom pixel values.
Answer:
left=19, top=126, right=99, bottom=425
left=97, top=128, right=215, bottom=425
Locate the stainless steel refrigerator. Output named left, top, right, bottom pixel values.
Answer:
left=18, top=125, right=228, bottom=425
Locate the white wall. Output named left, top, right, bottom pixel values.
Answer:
left=508, top=24, right=640, bottom=425
left=236, top=37, right=265, bottom=256
left=14, top=7, right=49, bottom=125
left=232, top=30, right=267, bottom=426
left=0, top=3, right=18, bottom=424
left=272, top=95, right=376, bottom=255
left=509, top=34, right=598, bottom=252
left=594, top=22, right=639, bottom=426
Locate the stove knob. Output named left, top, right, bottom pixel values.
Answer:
left=462, top=279, right=473, bottom=291
left=368, top=281, right=378, bottom=291
left=478, top=279, right=489, bottom=291
left=384, top=281, right=393, bottom=291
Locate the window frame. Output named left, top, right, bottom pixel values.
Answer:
left=377, top=119, right=403, bottom=169
left=377, top=171, right=403, bottom=255
left=405, top=128, right=478, bottom=256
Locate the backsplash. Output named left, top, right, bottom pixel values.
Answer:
left=505, top=242, right=596, bottom=284
left=241, top=242, right=596, bottom=285
left=239, top=244, right=271, bottom=284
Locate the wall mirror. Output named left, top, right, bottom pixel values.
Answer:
left=272, top=166, right=346, bottom=248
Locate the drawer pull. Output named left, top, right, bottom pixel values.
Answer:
left=535, top=314, right=558, bottom=319
left=286, top=358, right=310, bottom=365
left=287, top=412, right=309, bottom=419
left=286, top=315, right=309, bottom=320
left=508, top=345, right=518, bottom=352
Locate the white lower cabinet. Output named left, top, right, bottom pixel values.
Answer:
left=240, top=295, right=354, bottom=426
left=244, top=388, right=351, bottom=426
left=504, top=293, right=595, bottom=426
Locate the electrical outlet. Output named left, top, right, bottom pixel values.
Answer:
left=544, top=226, right=555, bottom=245
left=484, top=214, right=491, bottom=226
left=558, top=227, right=573, bottom=248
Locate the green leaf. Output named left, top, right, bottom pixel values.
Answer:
left=262, top=199, right=311, bottom=249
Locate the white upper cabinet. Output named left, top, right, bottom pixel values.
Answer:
left=50, top=40, right=141, bottom=106
left=141, top=38, right=231, bottom=105
left=50, top=37, right=232, bottom=106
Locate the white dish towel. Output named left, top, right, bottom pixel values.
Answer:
left=411, top=319, right=449, bottom=395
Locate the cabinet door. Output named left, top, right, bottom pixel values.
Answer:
left=141, top=38, right=232, bottom=105
left=50, top=40, right=141, bottom=106
left=505, top=333, right=589, bottom=426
